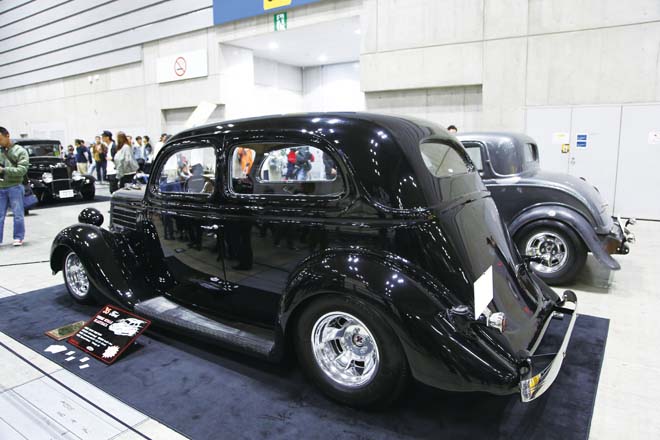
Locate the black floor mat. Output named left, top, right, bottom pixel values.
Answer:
left=0, top=285, right=608, bottom=440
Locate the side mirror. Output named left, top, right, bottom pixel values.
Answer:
left=78, top=208, right=104, bottom=227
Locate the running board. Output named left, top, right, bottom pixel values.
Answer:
left=134, top=296, right=279, bottom=360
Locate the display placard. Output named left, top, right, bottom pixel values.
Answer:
left=68, top=305, right=151, bottom=364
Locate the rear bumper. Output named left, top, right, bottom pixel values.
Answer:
left=519, top=290, right=578, bottom=402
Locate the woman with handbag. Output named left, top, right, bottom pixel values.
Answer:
left=0, top=126, right=29, bottom=246
left=114, top=132, right=139, bottom=188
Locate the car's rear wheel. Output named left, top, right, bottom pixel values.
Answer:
left=516, top=222, right=586, bottom=285
left=293, top=295, right=409, bottom=408
left=62, top=251, right=98, bottom=304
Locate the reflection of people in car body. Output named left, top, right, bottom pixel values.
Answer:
left=236, top=147, right=254, bottom=176
left=295, top=146, right=314, bottom=180
left=323, top=151, right=337, bottom=180
left=179, top=163, right=192, bottom=179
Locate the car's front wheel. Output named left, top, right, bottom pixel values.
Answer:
left=293, top=295, right=409, bottom=408
left=81, top=186, right=95, bottom=201
left=516, top=222, right=587, bottom=285
left=62, top=251, right=98, bottom=304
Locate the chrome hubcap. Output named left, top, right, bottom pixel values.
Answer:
left=311, top=312, right=379, bottom=388
left=525, top=231, right=569, bottom=274
left=65, top=252, right=89, bottom=298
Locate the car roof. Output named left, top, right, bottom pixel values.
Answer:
left=456, top=131, right=537, bottom=147
left=167, top=112, right=461, bottom=210
left=13, top=139, right=61, bottom=144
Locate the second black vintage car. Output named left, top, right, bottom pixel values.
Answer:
left=50, top=113, right=577, bottom=408
left=457, top=132, right=634, bottom=285
left=18, top=139, right=96, bottom=203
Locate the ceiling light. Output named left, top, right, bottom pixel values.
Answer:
left=268, top=42, right=279, bottom=50
left=318, top=54, right=328, bottom=63
left=354, top=29, right=361, bottom=35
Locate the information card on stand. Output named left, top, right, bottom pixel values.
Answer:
left=68, top=305, right=151, bottom=364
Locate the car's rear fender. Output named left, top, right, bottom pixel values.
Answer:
left=510, top=205, right=620, bottom=270
left=280, top=249, right=520, bottom=393
left=50, top=224, right=142, bottom=307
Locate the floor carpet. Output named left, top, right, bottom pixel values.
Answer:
left=0, top=285, right=608, bottom=440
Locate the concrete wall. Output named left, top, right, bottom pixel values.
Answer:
left=0, top=0, right=214, bottom=91
left=361, top=0, right=660, bottom=131
left=303, top=62, right=364, bottom=112
left=0, top=0, right=361, bottom=144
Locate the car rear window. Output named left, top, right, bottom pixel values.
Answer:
left=489, top=139, right=521, bottom=175
left=462, top=143, right=484, bottom=172
left=523, top=143, right=538, bottom=164
left=419, top=141, right=472, bottom=177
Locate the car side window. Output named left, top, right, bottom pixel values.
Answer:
left=419, top=141, right=472, bottom=177
left=462, top=143, right=484, bottom=172
left=523, top=143, right=538, bottom=163
left=157, top=146, right=216, bottom=195
left=229, top=143, right=344, bottom=196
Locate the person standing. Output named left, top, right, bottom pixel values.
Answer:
left=133, top=136, right=146, bottom=172
left=114, top=132, right=139, bottom=187
left=86, top=140, right=96, bottom=177
left=0, top=126, right=29, bottom=246
left=64, top=145, right=77, bottom=177
left=102, top=130, right=116, bottom=160
left=153, top=133, right=167, bottom=159
left=75, top=139, right=90, bottom=174
left=92, top=136, right=107, bottom=183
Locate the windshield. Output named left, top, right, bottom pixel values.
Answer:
left=23, top=143, right=61, bottom=157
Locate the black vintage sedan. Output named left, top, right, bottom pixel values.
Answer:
left=457, top=132, right=634, bottom=285
left=18, top=139, right=96, bottom=203
left=50, top=114, right=577, bottom=407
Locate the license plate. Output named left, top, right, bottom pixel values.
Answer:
left=59, top=189, right=74, bottom=199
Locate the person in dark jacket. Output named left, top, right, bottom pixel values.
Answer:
left=75, top=139, right=91, bottom=174
left=64, top=145, right=77, bottom=177
left=102, top=130, right=116, bottom=161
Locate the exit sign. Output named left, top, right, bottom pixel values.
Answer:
left=274, top=12, right=287, bottom=31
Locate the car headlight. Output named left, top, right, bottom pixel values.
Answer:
left=42, top=172, right=53, bottom=183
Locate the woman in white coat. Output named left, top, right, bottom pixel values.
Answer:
left=114, top=132, right=139, bottom=188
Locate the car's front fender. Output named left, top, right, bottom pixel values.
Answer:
left=50, top=224, right=142, bottom=307
left=510, top=205, right=620, bottom=270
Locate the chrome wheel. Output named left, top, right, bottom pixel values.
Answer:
left=64, top=252, right=90, bottom=299
left=525, top=231, right=569, bottom=274
left=311, top=312, right=380, bottom=388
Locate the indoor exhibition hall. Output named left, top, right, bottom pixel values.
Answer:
left=0, top=1, right=659, bottom=439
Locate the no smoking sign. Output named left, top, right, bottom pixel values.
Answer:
left=174, top=56, right=187, bottom=77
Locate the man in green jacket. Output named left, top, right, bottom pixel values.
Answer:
left=0, top=126, right=29, bottom=246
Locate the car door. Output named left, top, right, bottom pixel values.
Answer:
left=216, top=131, right=353, bottom=325
left=144, top=137, right=231, bottom=316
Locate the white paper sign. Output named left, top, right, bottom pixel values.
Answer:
left=157, top=50, right=208, bottom=83
left=552, top=132, right=569, bottom=145
left=473, top=266, right=493, bottom=317
left=648, top=131, right=660, bottom=145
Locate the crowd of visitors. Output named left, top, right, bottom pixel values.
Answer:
left=0, top=126, right=171, bottom=247
left=61, top=131, right=169, bottom=185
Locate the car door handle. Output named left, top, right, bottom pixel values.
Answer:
left=201, top=224, right=219, bottom=231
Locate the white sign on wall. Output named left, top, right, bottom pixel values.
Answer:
left=157, top=50, right=208, bottom=83
left=648, top=131, right=660, bottom=144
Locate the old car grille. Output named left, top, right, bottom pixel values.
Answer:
left=52, top=180, right=72, bottom=192
left=52, top=167, right=69, bottom=180
left=111, top=201, right=139, bottom=231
